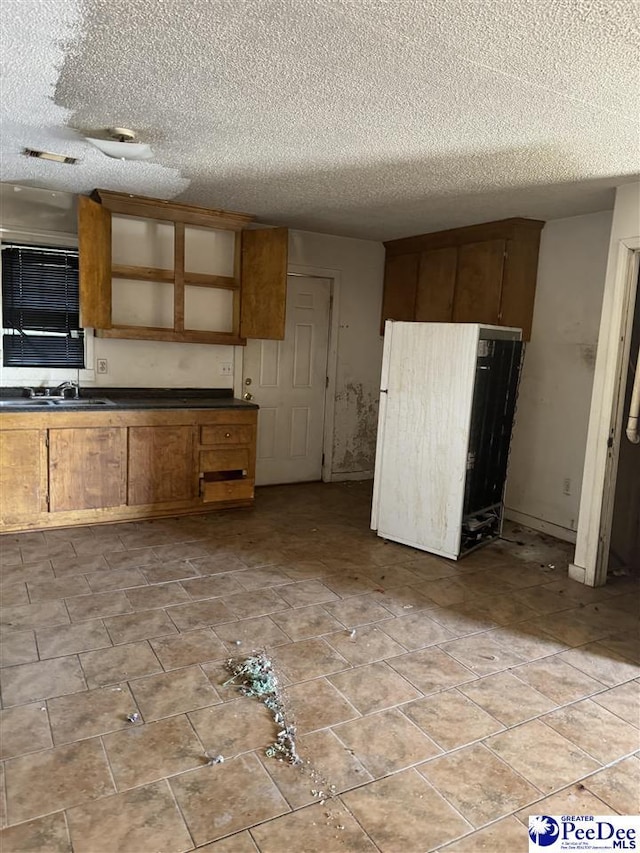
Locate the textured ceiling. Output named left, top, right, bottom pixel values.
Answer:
left=1, top=0, right=639, bottom=240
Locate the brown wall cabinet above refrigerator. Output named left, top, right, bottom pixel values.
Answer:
left=381, top=217, right=544, bottom=340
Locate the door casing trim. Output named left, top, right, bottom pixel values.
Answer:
left=571, top=238, right=640, bottom=586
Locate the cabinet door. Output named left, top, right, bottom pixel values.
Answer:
left=240, top=228, right=288, bottom=340
left=128, top=425, right=195, bottom=505
left=78, top=196, right=112, bottom=329
left=49, top=428, right=126, bottom=512
left=500, top=229, right=542, bottom=341
left=0, top=430, right=48, bottom=523
left=415, top=247, right=457, bottom=322
left=453, top=239, right=505, bottom=325
left=380, top=253, right=420, bottom=334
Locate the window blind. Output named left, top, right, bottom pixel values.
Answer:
left=2, top=244, right=84, bottom=367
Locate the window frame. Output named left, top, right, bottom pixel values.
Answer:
left=0, top=228, right=94, bottom=384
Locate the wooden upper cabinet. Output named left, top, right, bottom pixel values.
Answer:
left=382, top=218, right=544, bottom=341
left=415, top=247, right=457, bottom=322
left=78, top=196, right=111, bottom=329
left=78, top=191, right=288, bottom=344
left=240, top=228, right=289, bottom=340
left=380, top=253, right=420, bottom=334
left=500, top=229, right=545, bottom=339
left=452, top=239, right=505, bottom=325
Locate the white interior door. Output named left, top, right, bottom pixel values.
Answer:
left=243, top=275, right=331, bottom=485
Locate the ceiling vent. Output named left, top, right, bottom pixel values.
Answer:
left=22, top=148, right=78, bottom=165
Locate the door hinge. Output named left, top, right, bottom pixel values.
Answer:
left=322, top=453, right=325, bottom=465
left=45, top=493, right=50, bottom=507
left=45, top=434, right=49, bottom=447
left=325, top=375, right=329, bottom=388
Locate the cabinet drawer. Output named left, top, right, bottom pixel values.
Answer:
left=201, top=478, right=254, bottom=503
left=199, top=448, right=249, bottom=473
left=200, top=424, right=253, bottom=445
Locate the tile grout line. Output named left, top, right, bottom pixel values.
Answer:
left=334, top=793, right=385, bottom=851
left=163, top=775, right=198, bottom=851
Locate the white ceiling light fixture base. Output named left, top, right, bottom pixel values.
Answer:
left=86, top=127, right=153, bottom=161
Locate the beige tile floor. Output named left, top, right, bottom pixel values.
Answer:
left=0, top=481, right=638, bottom=852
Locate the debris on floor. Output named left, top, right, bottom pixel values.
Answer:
left=205, top=753, right=225, bottom=765
left=496, top=519, right=574, bottom=570
left=223, top=650, right=341, bottom=807
left=126, top=712, right=139, bottom=723
left=224, top=651, right=301, bottom=765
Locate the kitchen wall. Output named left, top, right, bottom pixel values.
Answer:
left=289, top=230, right=385, bottom=478
left=505, top=209, right=613, bottom=541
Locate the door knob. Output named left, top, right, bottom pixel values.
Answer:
left=243, top=392, right=253, bottom=401
left=245, top=377, right=252, bottom=385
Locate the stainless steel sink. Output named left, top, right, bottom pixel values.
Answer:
left=0, top=399, right=55, bottom=407
left=0, top=397, right=112, bottom=408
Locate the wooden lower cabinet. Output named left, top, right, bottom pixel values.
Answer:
left=128, top=425, right=195, bottom=505
left=0, top=429, right=47, bottom=523
left=0, top=407, right=257, bottom=532
left=198, top=417, right=256, bottom=504
left=49, top=427, right=127, bottom=512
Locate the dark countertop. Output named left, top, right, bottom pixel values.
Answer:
left=0, top=387, right=259, bottom=412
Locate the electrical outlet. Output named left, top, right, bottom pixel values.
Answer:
left=563, top=478, right=571, bottom=496
left=97, top=358, right=108, bottom=374
left=219, top=363, right=233, bottom=376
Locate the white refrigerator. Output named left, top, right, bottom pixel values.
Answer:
left=371, top=322, right=522, bottom=560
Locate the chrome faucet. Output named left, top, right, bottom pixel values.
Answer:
left=54, top=381, right=80, bottom=399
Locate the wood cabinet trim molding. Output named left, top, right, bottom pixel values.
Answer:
left=174, top=221, right=186, bottom=332
left=95, top=326, right=246, bottom=346
left=92, top=189, right=254, bottom=231
left=384, top=217, right=544, bottom=256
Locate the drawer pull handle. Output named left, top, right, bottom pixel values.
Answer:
left=225, top=432, right=231, bottom=438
